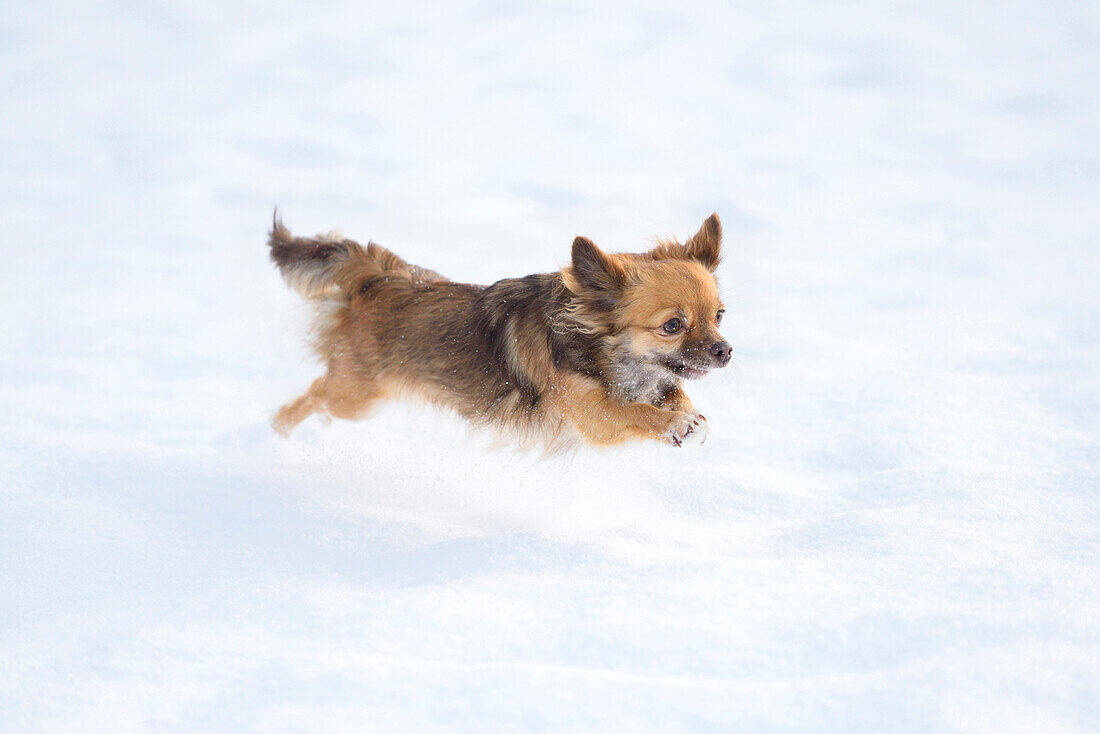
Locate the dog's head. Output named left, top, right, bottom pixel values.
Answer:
left=562, top=214, right=731, bottom=388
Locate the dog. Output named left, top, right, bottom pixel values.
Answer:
left=268, top=213, right=731, bottom=451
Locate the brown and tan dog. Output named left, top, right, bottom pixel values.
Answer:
left=268, top=214, right=731, bottom=451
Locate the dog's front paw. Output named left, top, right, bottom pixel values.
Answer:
left=665, top=411, right=708, bottom=447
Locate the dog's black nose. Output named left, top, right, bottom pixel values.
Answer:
left=709, top=341, right=732, bottom=366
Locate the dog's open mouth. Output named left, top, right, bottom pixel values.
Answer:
left=663, top=359, right=711, bottom=380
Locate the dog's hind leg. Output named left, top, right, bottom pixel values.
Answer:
left=273, top=372, right=385, bottom=436
left=273, top=377, right=327, bottom=437
left=320, top=371, right=385, bottom=421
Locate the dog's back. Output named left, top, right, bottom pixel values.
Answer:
left=268, top=217, right=564, bottom=446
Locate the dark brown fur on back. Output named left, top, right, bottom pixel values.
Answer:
left=268, top=213, right=730, bottom=451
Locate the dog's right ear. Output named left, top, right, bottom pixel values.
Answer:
left=571, top=236, right=626, bottom=292
left=683, top=213, right=722, bottom=271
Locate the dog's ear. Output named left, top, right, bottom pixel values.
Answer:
left=571, top=236, right=626, bottom=292
left=648, top=213, right=722, bottom=271
left=683, top=213, right=722, bottom=271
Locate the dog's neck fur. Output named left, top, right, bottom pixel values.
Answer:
left=605, top=357, right=674, bottom=404
left=477, top=272, right=682, bottom=409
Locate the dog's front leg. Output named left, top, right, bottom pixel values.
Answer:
left=653, top=384, right=697, bottom=414
left=552, top=375, right=707, bottom=447
left=653, top=386, right=708, bottom=445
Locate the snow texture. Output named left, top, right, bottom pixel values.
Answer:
left=2, top=1, right=1098, bottom=731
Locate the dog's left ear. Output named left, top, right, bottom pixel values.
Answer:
left=570, top=236, right=627, bottom=292
left=683, top=213, right=722, bottom=271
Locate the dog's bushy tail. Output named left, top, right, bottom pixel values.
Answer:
left=268, top=212, right=430, bottom=300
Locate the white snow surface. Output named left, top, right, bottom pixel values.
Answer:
left=2, top=1, right=1099, bottom=731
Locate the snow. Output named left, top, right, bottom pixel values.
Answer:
left=2, top=1, right=1098, bottom=731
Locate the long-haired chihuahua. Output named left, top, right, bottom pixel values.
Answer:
left=268, top=214, right=731, bottom=451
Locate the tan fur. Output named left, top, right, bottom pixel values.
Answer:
left=268, top=213, right=730, bottom=451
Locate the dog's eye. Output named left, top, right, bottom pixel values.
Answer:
left=716, top=309, right=725, bottom=325
left=661, top=318, right=683, bottom=334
